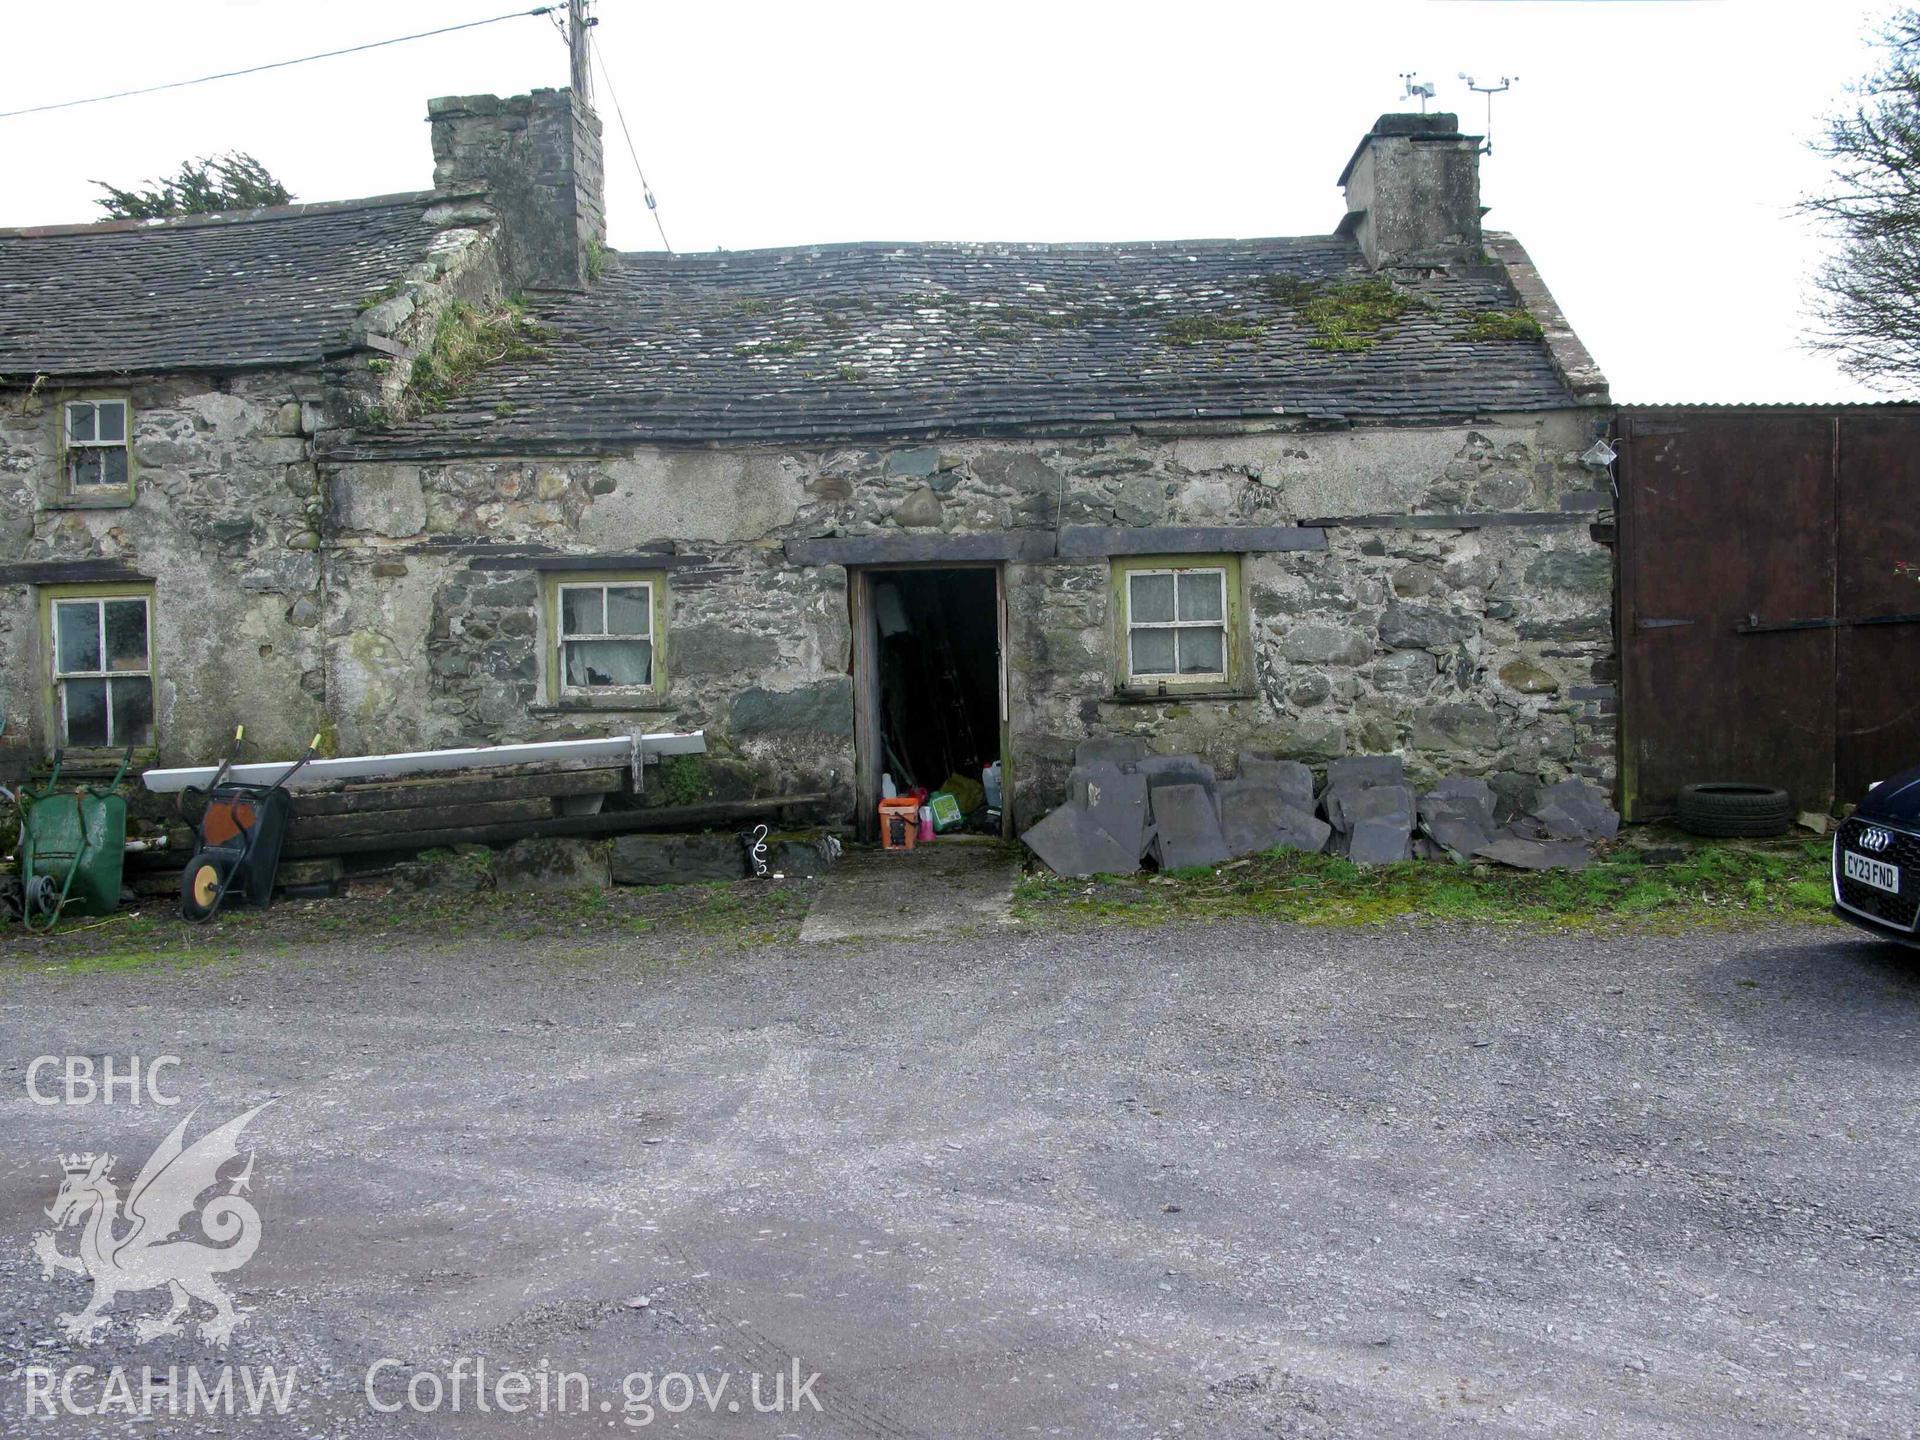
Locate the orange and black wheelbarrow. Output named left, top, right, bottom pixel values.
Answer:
left=178, top=727, right=319, bottom=922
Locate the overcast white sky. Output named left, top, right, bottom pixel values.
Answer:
left=0, top=0, right=1901, bottom=403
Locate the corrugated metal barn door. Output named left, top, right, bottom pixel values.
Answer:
left=1617, top=411, right=1836, bottom=819
left=1618, top=408, right=1920, bottom=820
left=1835, top=415, right=1920, bottom=800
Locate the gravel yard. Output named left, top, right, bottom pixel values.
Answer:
left=0, top=909, right=1914, bottom=1437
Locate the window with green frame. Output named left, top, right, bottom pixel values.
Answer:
left=40, top=582, right=156, bottom=750
left=1110, top=554, right=1245, bottom=692
left=62, top=398, right=134, bottom=499
left=542, top=571, right=668, bottom=701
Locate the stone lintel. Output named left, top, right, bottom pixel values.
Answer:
left=784, top=532, right=1056, bottom=566
left=0, top=559, right=153, bottom=585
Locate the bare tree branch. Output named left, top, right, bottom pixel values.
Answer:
left=1805, top=9, right=1920, bottom=389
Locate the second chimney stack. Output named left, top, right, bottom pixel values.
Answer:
left=1337, top=113, right=1483, bottom=270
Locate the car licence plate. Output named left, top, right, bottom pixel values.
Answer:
left=1845, top=850, right=1901, bottom=895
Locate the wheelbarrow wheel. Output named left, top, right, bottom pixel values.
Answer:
left=180, top=855, right=231, bottom=923
left=24, top=873, right=60, bottom=923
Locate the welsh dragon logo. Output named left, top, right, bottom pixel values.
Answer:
left=32, top=1103, right=271, bottom=1346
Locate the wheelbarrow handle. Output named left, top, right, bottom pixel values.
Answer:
left=100, top=744, right=135, bottom=794
left=267, top=735, right=324, bottom=796
left=207, top=725, right=246, bottom=792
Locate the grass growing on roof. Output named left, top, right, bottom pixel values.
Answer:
left=1011, top=832, right=1838, bottom=933
left=405, top=300, right=552, bottom=415
left=1465, top=308, right=1545, bottom=341
left=1258, top=275, right=1431, bottom=352
left=1163, top=313, right=1268, bottom=346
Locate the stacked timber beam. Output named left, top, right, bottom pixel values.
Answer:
left=126, top=731, right=831, bottom=898
left=282, top=761, right=628, bottom=858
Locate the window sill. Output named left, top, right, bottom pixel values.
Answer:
left=37, top=748, right=156, bottom=778
left=1104, top=685, right=1255, bottom=705
left=44, top=492, right=135, bottom=511
left=529, top=697, right=675, bottom=715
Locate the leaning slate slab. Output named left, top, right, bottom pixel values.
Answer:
left=1345, top=783, right=1415, bottom=827
left=1324, top=780, right=1415, bottom=834
left=1422, top=776, right=1498, bottom=828
left=1474, top=834, right=1592, bottom=872
left=1020, top=804, right=1139, bottom=878
left=1137, top=753, right=1217, bottom=789
left=1071, top=763, right=1150, bottom=862
left=1147, top=783, right=1232, bottom=870
left=1236, top=754, right=1315, bottom=813
left=1530, top=777, right=1620, bottom=842
left=1138, top=755, right=1219, bottom=821
left=1273, top=806, right=1335, bottom=855
left=1075, top=736, right=1152, bottom=769
left=1348, top=814, right=1413, bottom=865
left=1218, top=780, right=1332, bottom=857
left=1418, top=797, right=1500, bottom=863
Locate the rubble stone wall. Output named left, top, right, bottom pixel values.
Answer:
left=0, top=376, right=1613, bottom=821
left=0, top=370, right=332, bottom=776
left=321, top=408, right=1614, bottom=824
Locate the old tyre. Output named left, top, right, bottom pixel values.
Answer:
left=1675, top=782, right=1793, bottom=838
left=180, top=855, right=230, bottom=923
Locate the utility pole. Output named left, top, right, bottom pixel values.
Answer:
left=568, top=0, right=593, bottom=106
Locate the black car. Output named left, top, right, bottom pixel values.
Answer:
left=1833, top=764, right=1920, bottom=944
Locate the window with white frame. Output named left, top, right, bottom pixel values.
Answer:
left=553, top=578, right=657, bottom=693
left=50, top=591, right=153, bottom=747
left=64, top=400, right=131, bottom=494
left=1123, top=564, right=1230, bottom=682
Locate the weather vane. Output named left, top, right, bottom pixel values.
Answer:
left=1399, top=72, right=1436, bottom=113
left=1459, top=74, right=1518, bottom=155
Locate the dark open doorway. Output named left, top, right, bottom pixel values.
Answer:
left=850, top=565, right=1008, bottom=840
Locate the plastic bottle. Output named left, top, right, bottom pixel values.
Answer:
left=983, top=761, right=1003, bottom=809
left=918, top=806, right=935, bottom=842
left=881, top=772, right=897, bottom=799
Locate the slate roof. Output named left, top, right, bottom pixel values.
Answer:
left=342, top=233, right=1586, bottom=456
left=0, top=195, right=450, bottom=379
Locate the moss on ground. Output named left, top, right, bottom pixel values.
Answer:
left=0, top=830, right=1841, bottom=973
left=0, top=871, right=817, bottom=971
left=1012, top=831, right=1838, bottom=935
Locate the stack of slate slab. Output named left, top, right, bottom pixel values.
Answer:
left=1020, top=743, right=1619, bottom=878
left=1020, top=739, right=1330, bottom=878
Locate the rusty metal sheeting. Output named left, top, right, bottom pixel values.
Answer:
left=1618, top=406, right=1920, bottom=818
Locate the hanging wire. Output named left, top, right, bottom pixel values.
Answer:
left=590, top=33, right=673, bottom=252
left=0, top=8, right=557, bottom=121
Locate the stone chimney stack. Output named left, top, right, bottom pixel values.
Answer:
left=1336, top=113, right=1482, bottom=269
left=427, top=88, right=606, bottom=292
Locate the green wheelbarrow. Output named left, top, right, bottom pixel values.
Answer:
left=15, top=746, right=135, bottom=933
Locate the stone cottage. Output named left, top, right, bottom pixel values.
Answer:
left=0, top=91, right=1612, bottom=833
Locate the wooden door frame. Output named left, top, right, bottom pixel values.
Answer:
left=848, top=562, right=1011, bottom=842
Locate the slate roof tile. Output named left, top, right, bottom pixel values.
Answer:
left=0, top=200, right=1585, bottom=448
left=0, top=195, right=450, bottom=379
left=347, top=234, right=1581, bottom=454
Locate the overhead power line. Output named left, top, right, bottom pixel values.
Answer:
left=591, top=37, right=672, bottom=253
left=0, top=7, right=556, bottom=121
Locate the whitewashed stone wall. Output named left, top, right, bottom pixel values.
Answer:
left=0, top=363, right=1611, bottom=824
